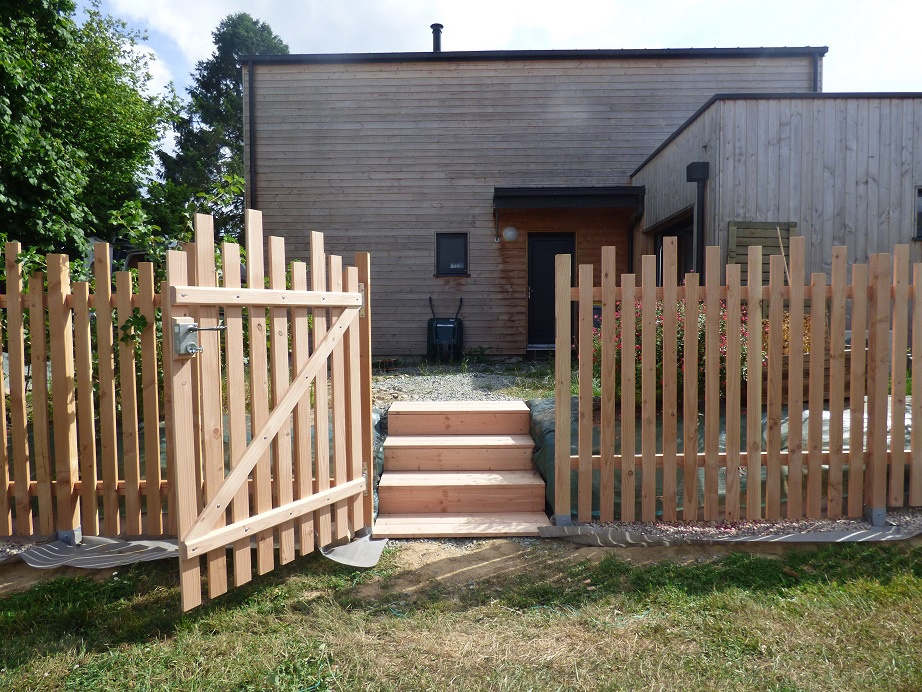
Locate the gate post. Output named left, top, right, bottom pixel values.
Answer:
left=356, top=252, right=375, bottom=529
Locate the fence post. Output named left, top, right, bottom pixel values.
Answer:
left=865, top=253, right=890, bottom=526
left=47, top=255, right=81, bottom=544
left=553, top=254, right=572, bottom=525
left=356, top=252, right=375, bottom=529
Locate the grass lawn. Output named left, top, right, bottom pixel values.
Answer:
left=1, top=538, right=922, bottom=690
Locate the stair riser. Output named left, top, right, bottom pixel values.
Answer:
left=388, top=412, right=530, bottom=436
left=378, top=487, right=544, bottom=514
left=384, top=448, right=533, bottom=472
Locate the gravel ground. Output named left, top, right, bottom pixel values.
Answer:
left=0, top=539, right=35, bottom=564
left=372, top=364, right=524, bottom=410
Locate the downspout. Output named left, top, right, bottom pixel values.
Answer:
left=686, top=162, right=710, bottom=276
left=247, top=60, right=257, bottom=209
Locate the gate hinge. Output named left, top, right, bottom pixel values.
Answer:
left=358, top=283, right=366, bottom=318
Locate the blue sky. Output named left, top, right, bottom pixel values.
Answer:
left=78, top=0, right=922, bottom=100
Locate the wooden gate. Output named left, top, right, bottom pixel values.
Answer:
left=167, top=212, right=373, bottom=611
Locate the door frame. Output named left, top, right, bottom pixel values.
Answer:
left=527, top=232, right=575, bottom=349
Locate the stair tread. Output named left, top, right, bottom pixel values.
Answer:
left=374, top=512, right=550, bottom=538
left=379, top=470, right=544, bottom=487
left=389, top=400, right=530, bottom=413
left=384, top=434, right=534, bottom=448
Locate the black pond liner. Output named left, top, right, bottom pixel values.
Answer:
left=528, top=396, right=914, bottom=521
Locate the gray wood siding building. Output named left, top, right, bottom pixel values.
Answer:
left=632, top=94, right=922, bottom=275
left=243, top=48, right=823, bottom=356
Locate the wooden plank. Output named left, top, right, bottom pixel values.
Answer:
left=724, top=264, right=742, bottom=522
left=640, top=256, right=657, bottom=521
left=661, top=241, right=678, bottom=521
left=94, top=244, right=119, bottom=536
left=328, top=254, right=350, bottom=541
left=888, top=245, right=909, bottom=507
left=866, top=254, right=890, bottom=514
left=222, top=242, right=252, bottom=584
left=682, top=273, right=700, bottom=521
left=355, top=252, right=374, bottom=530
left=703, top=248, right=720, bottom=521
left=167, top=250, right=202, bottom=611
left=912, top=264, right=922, bottom=507
left=48, top=255, right=80, bottom=531
left=311, top=231, right=333, bottom=547
left=138, top=264, right=162, bottom=536
left=765, top=255, right=784, bottom=520
left=344, top=265, right=365, bottom=529
left=828, top=248, right=847, bottom=518
left=0, top=274, right=8, bottom=534
left=577, top=264, right=593, bottom=523
left=268, top=236, right=297, bottom=561
left=805, top=273, right=826, bottom=519
left=290, top=261, right=315, bottom=555
left=6, top=243, right=32, bottom=535
left=554, top=253, right=572, bottom=521
left=171, top=285, right=362, bottom=308
left=847, top=264, right=869, bottom=517
left=184, top=243, right=203, bottom=516
left=116, top=271, right=142, bottom=535
left=787, top=236, right=806, bottom=519
left=373, top=512, right=548, bottom=538
left=194, top=214, right=228, bottom=598
left=246, top=210, right=274, bottom=574
left=746, top=246, right=763, bottom=520
left=621, top=274, right=636, bottom=522
left=73, top=282, right=98, bottom=535
left=600, top=246, right=617, bottom=523
left=28, top=273, right=54, bottom=535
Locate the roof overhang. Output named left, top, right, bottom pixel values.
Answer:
left=493, top=186, right=644, bottom=210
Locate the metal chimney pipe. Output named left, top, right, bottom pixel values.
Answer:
left=431, top=23, right=443, bottom=52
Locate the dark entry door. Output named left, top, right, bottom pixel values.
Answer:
left=527, top=233, right=575, bottom=348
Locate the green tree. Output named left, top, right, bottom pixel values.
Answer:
left=0, top=0, right=177, bottom=257
left=152, top=13, right=288, bottom=240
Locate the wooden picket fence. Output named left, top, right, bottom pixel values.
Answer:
left=555, top=236, right=922, bottom=523
left=1, top=242, right=167, bottom=539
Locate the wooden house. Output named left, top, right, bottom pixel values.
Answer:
left=631, top=93, right=922, bottom=282
left=242, top=45, right=829, bottom=356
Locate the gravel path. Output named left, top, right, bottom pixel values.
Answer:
left=372, top=364, right=524, bottom=410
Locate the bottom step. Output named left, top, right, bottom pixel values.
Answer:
left=374, top=512, right=550, bottom=538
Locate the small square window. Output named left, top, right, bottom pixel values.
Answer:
left=435, top=233, right=469, bottom=276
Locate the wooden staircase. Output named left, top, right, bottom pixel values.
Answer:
left=374, top=401, right=550, bottom=538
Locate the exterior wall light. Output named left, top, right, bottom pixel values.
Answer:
left=502, top=226, right=519, bottom=242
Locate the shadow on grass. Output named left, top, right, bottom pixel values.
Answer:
left=0, top=549, right=371, bottom=673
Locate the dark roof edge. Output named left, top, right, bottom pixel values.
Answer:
left=631, top=91, right=922, bottom=177
left=241, top=46, right=828, bottom=65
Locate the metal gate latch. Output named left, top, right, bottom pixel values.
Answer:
left=172, top=317, right=227, bottom=356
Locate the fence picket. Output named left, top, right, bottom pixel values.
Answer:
left=913, top=267, right=922, bottom=506
left=620, top=274, right=637, bottom=522
left=0, top=297, right=9, bottom=535
left=328, top=254, right=351, bottom=541
left=578, top=264, right=593, bottom=523
left=94, top=243, right=120, bottom=536
left=766, top=255, right=784, bottom=520
left=73, top=282, right=98, bottom=535
left=290, top=261, right=315, bottom=555
left=704, top=249, right=720, bottom=521
left=6, top=242, right=32, bottom=535
left=138, top=263, right=163, bottom=535
left=746, top=246, right=763, bottom=520
left=889, top=245, right=910, bottom=507
left=866, top=254, right=891, bottom=515
left=116, top=270, right=142, bottom=535
left=223, top=242, right=252, bottom=584
left=28, top=273, right=54, bottom=535
left=828, top=248, right=847, bottom=518
left=554, top=255, right=572, bottom=522
left=806, top=273, right=827, bottom=518
left=311, top=231, right=333, bottom=547
left=847, top=264, right=869, bottom=517
left=344, top=265, right=365, bottom=528
left=787, top=236, right=806, bottom=519
left=661, top=241, right=678, bottom=521
left=641, top=256, right=657, bottom=521
left=600, top=247, right=617, bottom=523
left=682, top=273, right=700, bottom=521
left=356, top=252, right=375, bottom=527
left=725, top=264, right=742, bottom=521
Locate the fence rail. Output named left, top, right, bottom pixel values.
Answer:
left=2, top=241, right=167, bottom=538
left=555, top=236, right=921, bottom=524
